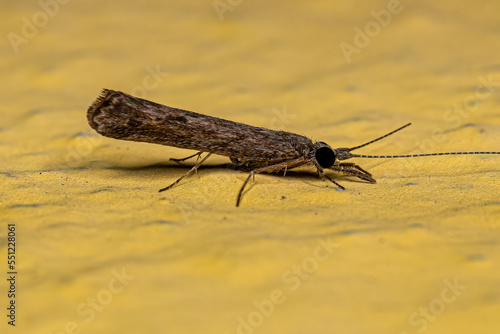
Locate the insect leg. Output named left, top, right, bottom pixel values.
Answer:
left=170, top=151, right=204, bottom=164
left=330, top=163, right=376, bottom=183
left=159, top=153, right=212, bottom=192
left=311, top=160, right=345, bottom=190
left=236, top=157, right=307, bottom=207
left=337, top=162, right=372, bottom=177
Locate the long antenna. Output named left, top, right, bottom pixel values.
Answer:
left=350, top=151, right=500, bottom=158
left=349, top=123, right=412, bottom=151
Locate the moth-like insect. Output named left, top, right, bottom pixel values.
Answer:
left=87, top=89, right=499, bottom=206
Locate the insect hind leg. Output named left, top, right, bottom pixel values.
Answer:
left=170, top=151, right=204, bottom=164
left=159, top=153, right=212, bottom=192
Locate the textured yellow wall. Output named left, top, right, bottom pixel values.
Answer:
left=1, top=1, right=499, bottom=333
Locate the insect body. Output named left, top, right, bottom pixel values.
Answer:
left=87, top=89, right=499, bottom=206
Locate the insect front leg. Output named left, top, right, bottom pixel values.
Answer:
left=236, top=157, right=308, bottom=207
left=337, top=162, right=372, bottom=177
left=329, top=162, right=376, bottom=184
left=311, top=160, right=345, bottom=190
left=159, top=153, right=212, bottom=192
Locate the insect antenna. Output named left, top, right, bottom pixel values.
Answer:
left=335, top=123, right=500, bottom=160
left=349, top=123, right=412, bottom=151
left=349, top=151, right=500, bottom=159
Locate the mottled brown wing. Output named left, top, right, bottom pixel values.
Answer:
left=87, top=89, right=312, bottom=162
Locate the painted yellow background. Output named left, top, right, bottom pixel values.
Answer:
left=1, top=0, right=500, bottom=333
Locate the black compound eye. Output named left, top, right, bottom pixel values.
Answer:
left=315, top=147, right=336, bottom=168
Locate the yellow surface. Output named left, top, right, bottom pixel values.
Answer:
left=1, top=1, right=500, bottom=333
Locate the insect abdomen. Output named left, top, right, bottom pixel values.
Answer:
left=87, top=89, right=311, bottom=161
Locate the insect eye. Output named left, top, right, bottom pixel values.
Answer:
left=315, top=147, right=336, bottom=168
